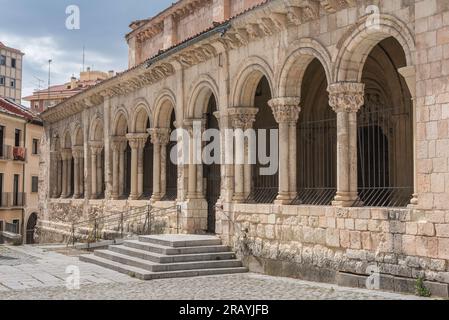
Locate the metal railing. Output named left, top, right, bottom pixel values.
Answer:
left=67, top=204, right=181, bottom=246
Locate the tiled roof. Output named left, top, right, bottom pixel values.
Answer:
left=0, top=97, right=42, bottom=123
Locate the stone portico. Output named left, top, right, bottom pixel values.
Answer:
left=38, top=0, right=449, bottom=296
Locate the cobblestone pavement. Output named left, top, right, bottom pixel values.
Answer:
left=0, top=245, right=427, bottom=300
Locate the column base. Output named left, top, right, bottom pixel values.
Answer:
left=151, top=194, right=162, bottom=202
left=332, top=192, right=358, bottom=207
left=73, top=194, right=81, bottom=199
left=232, top=193, right=246, bottom=203
left=274, top=193, right=293, bottom=205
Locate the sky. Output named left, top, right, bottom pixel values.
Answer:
left=0, top=0, right=173, bottom=106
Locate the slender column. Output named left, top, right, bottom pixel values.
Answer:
left=328, top=82, right=365, bottom=207
left=80, top=156, right=84, bottom=196
left=60, top=149, right=69, bottom=198
left=111, top=142, right=120, bottom=199
left=269, top=98, right=301, bottom=204
left=184, top=119, right=205, bottom=199
left=149, top=128, right=171, bottom=201
left=97, top=151, right=103, bottom=197
left=119, top=143, right=126, bottom=197
left=398, top=66, right=418, bottom=206
left=228, top=108, right=258, bottom=202
left=72, top=147, right=83, bottom=199
left=90, top=142, right=103, bottom=199
left=126, top=133, right=148, bottom=200
left=50, top=152, right=59, bottom=198
left=57, top=154, right=62, bottom=197
left=67, top=155, right=73, bottom=197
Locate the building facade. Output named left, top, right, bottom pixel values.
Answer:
left=0, top=97, right=42, bottom=244
left=39, top=0, right=449, bottom=295
left=0, top=41, right=24, bottom=103
left=24, top=68, right=115, bottom=114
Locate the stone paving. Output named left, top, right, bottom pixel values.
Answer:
left=0, top=245, right=428, bottom=300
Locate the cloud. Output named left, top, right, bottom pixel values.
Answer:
left=0, top=31, right=123, bottom=105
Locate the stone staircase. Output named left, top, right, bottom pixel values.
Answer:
left=79, top=234, right=248, bottom=280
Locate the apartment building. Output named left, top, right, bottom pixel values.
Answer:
left=0, top=41, right=24, bottom=103
left=0, top=97, right=42, bottom=244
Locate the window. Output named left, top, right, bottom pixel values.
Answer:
left=0, top=126, right=4, bottom=158
left=0, top=55, right=5, bottom=66
left=32, top=139, right=39, bottom=155
left=10, top=79, right=15, bottom=88
left=0, top=76, right=4, bottom=86
left=31, top=176, right=39, bottom=193
left=15, top=129, right=21, bottom=147
left=13, top=174, right=19, bottom=206
left=11, top=58, right=16, bottom=68
left=0, top=220, right=3, bottom=231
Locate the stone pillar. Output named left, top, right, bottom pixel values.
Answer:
left=328, top=82, right=365, bottom=207
left=57, top=154, right=62, bottom=197
left=119, top=142, right=127, bottom=197
left=60, top=149, right=70, bottom=198
left=126, top=133, right=148, bottom=200
left=66, top=154, right=72, bottom=198
left=184, top=119, right=205, bottom=199
left=90, top=142, right=104, bottom=199
left=50, top=152, right=60, bottom=198
left=72, top=146, right=84, bottom=199
left=111, top=139, right=120, bottom=200
left=269, top=98, right=301, bottom=204
left=398, top=66, right=418, bottom=206
left=228, top=108, right=258, bottom=202
left=149, top=128, right=171, bottom=201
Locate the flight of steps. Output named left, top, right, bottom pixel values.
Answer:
left=79, top=234, right=248, bottom=280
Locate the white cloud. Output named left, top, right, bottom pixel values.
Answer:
left=0, top=32, right=123, bottom=105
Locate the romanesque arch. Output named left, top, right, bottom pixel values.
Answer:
left=231, top=56, right=274, bottom=108
left=334, top=14, right=415, bottom=83
left=89, top=117, right=105, bottom=199
left=154, top=90, right=178, bottom=200
left=187, top=75, right=220, bottom=118
left=277, top=38, right=332, bottom=98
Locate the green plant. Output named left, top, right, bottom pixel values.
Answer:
left=415, top=277, right=431, bottom=297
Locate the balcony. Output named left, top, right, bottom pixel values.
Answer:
left=0, top=192, right=26, bottom=208
left=0, top=145, right=26, bottom=162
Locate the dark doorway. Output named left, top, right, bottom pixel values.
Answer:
left=204, top=96, right=221, bottom=234
left=26, top=213, right=38, bottom=244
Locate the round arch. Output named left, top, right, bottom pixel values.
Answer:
left=334, top=14, right=415, bottom=82
left=89, top=117, right=104, bottom=141
left=277, top=38, right=332, bottom=97
left=154, top=89, right=177, bottom=128
left=112, top=108, right=129, bottom=136
left=73, top=125, right=84, bottom=147
left=231, top=56, right=274, bottom=107
left=62, top=130, right=72, bottom=149
left=187, top=75, right=220, bottom=119
left=130, top=98, right=152, bottom=133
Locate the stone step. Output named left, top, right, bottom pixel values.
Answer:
left=138, top=234, right=222, bottom=248
left=109, top=245, right=236, bottom=263
left=80, top=254, right=248, bottom=280
left=124, top=240, right=231, bottom=255
left=94, top=249, right=243, bottom=272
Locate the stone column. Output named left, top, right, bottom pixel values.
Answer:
left=66, top=154, right=72, bottom=198
left=228, top=108, right=258, bottom=202
left=72, top=146, right=84, bottom=199
left=50, top=152, right=60, bottom=198
left=126, top=133, right=148, bottom=200
left=57, top=154, right=62, bottom=197
left=90, top=142, right=103, bottom=199
left=398, top=66, right=418, bottom=206
left=60, top=149, right=70, bottom=198
left=269, top=98, right=301, bottom=204
left=111, top=139, right=121, bottom=200
left=118, top=142, right=127, bottom=197
left=328, top=82, right=365, bottom=207
left=184, top=119, right=205, bottom=199
left=149, top=128, right=171, bottom=201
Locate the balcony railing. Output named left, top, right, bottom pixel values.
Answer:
left=4, top=222, right=20, bottom=235
left=0, top=145, right=27, bottom=161
left=0, top=192, right=26, bottom=208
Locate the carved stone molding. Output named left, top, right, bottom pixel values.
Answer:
left=328, top=82, right=365, bottom=113
left=268, top=97, right=301, bottom=124
left=149, top=128, right=171, bottom=145
left=126, top=133, right=149, bottom=149
left=72, top=146, right=84, bottom=159
left=227, top=107, right=259, bottom=130
left=89, top=141, right=104, bottom=155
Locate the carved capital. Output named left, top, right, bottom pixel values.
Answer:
left=111, top=136, right=128, bottom=152
left=268, top=97, right=301, bottom=124
left=89, top=141, right=104, bottom=155
left=227, top=107, right=259, bottom=130
left=72, top=146, right=84, bottom=159
left=328, top=82, right=365, bottom=113
left=61, top=149, right=72, bottom=160
left=149, top=128, right=171, bottom=145
left=126, top=133, right=149, bottom=149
